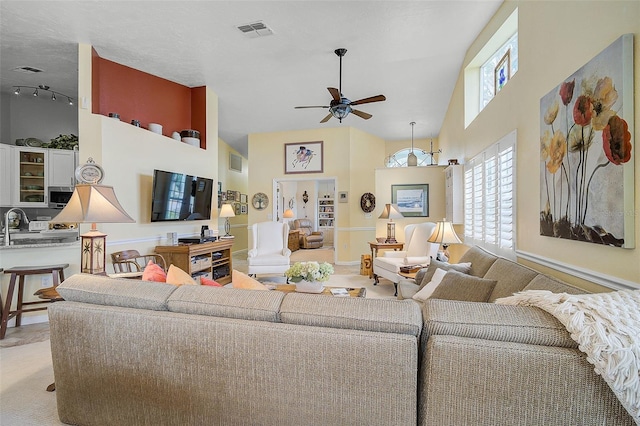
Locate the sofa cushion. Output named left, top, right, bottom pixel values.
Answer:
left=167, top=285, right=285, bottom=322
left=280, top=294, right=422, bottom=337
left=483, top=259, right=538, bottom=301
left=418, top=259, right=472, bottom=290
left=430, top=270, right=497, bottom=302
left=166, top=264, right=198, bottom=286
left=523, top=274, right=586, bottom=294
left=142, top=260, right=167, bottom=282
left=56, top=274, right=176, bottom=311
left=413, top=268, right=448, bottom=301
left=232, top=269, right=269, bottom=290
left=458, top=246, right=498, bottom=277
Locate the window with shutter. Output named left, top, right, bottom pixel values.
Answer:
left=464, top=130, right=517, bottom=258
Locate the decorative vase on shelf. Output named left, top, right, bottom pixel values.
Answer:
left=295, top=280, right=324, bottom=294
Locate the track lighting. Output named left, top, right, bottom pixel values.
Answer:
left=13, top=85, right=75, bottom=106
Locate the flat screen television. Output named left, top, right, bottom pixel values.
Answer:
left=150, top=169, right=214, bottom=222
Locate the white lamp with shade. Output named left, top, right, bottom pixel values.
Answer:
left=219, top=203, right=236, bottom=237
left=282, top=208, right=294, bottom=223
left=427, top=219, right=462, bottom=261
left=378, top=203, right=403, bottom=243
left=51, top=184, right=135, bottom=275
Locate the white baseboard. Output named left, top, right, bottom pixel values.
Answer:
left=516, top=250, right=639, bottom=291
left=6, top=313, right=49, bottom=328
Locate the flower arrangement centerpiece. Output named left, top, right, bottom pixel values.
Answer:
left=284, top=261, right=334, bottom=293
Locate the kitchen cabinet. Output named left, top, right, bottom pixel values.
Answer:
left=155, top=239, right=234, bottom=285
left=0, top=144, right=13, bottom=207
left=445, top=165, right=463, bottom=224
left=48, top=149, right=77, bottom=187
left=13, top=147, right=48, bottom=207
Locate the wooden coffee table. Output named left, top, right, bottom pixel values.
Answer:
left=273, top=284, right=366, bottom=298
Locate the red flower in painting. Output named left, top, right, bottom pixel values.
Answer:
left=573, top=95, right=593, bottom=126
left=559, top=79, right=575, bottom=105
left=603, top=115, right=632, bottom=165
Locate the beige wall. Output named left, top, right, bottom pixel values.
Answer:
left=248, top=125, right=447, bottom=264
left=438, top=1, right=640, bottom=289
left=218, top=138, right=248, bottom=252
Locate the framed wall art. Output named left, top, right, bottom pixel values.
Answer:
left=539, top=34, right=634, bottom=248
left=338, top=191, right=348, bottom=203
left=391, top=184, right=429, bottom=217
left=285, top=141, right=323, bottom=174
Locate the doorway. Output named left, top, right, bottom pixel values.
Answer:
left=272, top=177, right=337, bottom=262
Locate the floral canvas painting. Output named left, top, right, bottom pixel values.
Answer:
left=540, top=34, right=634, bottom=248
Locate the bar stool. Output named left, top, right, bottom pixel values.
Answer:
left=1, top=263, right=68, bottom=339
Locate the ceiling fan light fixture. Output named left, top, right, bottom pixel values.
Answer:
left=51, top=92, right=56, bottom=101
left=14, top=87, right=20, bottom=95
left=33, top=88, right=38, bottom=97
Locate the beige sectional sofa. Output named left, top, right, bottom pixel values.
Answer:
left=48, top=246, right=634, bottom=425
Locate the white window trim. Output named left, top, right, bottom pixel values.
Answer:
left=464, top=130, right=517, bottom=259
left=464, top=8, right=518, bottom=128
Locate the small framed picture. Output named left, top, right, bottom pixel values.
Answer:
left=240, top=203, right=248, bottom=214
left=338, top=191, right=348, bottom=203
left=218, top=181, right=222, bottom=193
left=240, top=193, right=248, bottom=203
left=221, top=193, right=227, bottom=201
left=234, top=203, right=241, bottom=215
left=494, top=50, right=511, bottom=95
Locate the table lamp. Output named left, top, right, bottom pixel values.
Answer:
left=52, top=184, right=135, bottom=275
left=378, top=203, right=403, bottom=243
left=427, top=219, right=462, bottom=261
left=219, top=203, right=235, bottom=237
left=283, top=208, right=294, bottom=223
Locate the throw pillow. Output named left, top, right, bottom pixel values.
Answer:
left=232, top=269, right=268, bottom=290
left=166, top=265, right=197, bottom=286
left=412, top=268, right=448, bottom=302
left=200, top=276, right=222, bottom=287
left=429, top=270, right=497, bottom=302
left=142, top=260, right=167, bottom=282
left=418, top=259, right=472, bottom=290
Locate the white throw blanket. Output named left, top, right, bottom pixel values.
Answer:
left=496, top=289, right=640, bottom=424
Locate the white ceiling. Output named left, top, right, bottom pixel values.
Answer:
left=0, top=1, right=502, bottom=158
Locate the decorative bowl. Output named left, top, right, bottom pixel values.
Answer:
left=180, top=129, right=200, bottom=139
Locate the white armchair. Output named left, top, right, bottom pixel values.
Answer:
left=373, top=222, right=439, bottom=294
left=247, top=221, right=292, bottom=277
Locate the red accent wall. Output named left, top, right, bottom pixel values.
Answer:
left=91, top=51, right=206, bottom=148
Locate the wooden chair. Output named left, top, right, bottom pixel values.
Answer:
left=110, top=250, right=166, bottom=274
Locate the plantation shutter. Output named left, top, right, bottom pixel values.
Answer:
left=463, top=130, right=517, bottom=258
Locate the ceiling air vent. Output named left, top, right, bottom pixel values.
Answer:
left=236, top=21, right=274, bottom=38
left=13, top=66, right=44, bottom=74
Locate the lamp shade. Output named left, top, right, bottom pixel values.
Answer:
left=219, top=203, right=236, bottom=218
left=378, top=204, right=403, bottom=220
left=283, top=209, right=295, bottom=218
left=428, top=220, right=462, bottom=245
left=52, top=184, right=135, bottom=224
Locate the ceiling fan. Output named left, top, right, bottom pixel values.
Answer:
left=295, top=48, right=386, bottom=123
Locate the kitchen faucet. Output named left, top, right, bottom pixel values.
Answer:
left=3, top=208, right=30, bottom=246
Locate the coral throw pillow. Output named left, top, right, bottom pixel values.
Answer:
left=166, top=265, right=197, bottom=286
left=231, top=269, right=268, bottom=290
left=200, top=276, right=222, bottom=287
left=142, top=261, right=167, bottom=282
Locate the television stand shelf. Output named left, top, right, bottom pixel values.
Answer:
left=155, top=239, right=234, bottom=285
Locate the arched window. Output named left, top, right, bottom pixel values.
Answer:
left=385, top=148, right=434, bottom=167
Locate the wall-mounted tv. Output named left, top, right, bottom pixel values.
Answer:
left=150, top=169, right=213, bottom=222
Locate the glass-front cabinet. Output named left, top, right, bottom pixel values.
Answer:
left=15, top=147, right=48, bottom=206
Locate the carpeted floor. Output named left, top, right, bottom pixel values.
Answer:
left=0, top=247, right=399, bottom=425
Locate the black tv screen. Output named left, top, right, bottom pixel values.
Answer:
left=150, top=169, right=213, bottom=222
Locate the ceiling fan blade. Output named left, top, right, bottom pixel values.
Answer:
left=320, top=113, right=333, bottom=123
left=295, top=105, right=329, bottom=109
left=328, top=87, right=341, bottom=101
left=351, top=109, right=372, bottom=120
left=350, top=94, right=386, bottom=106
